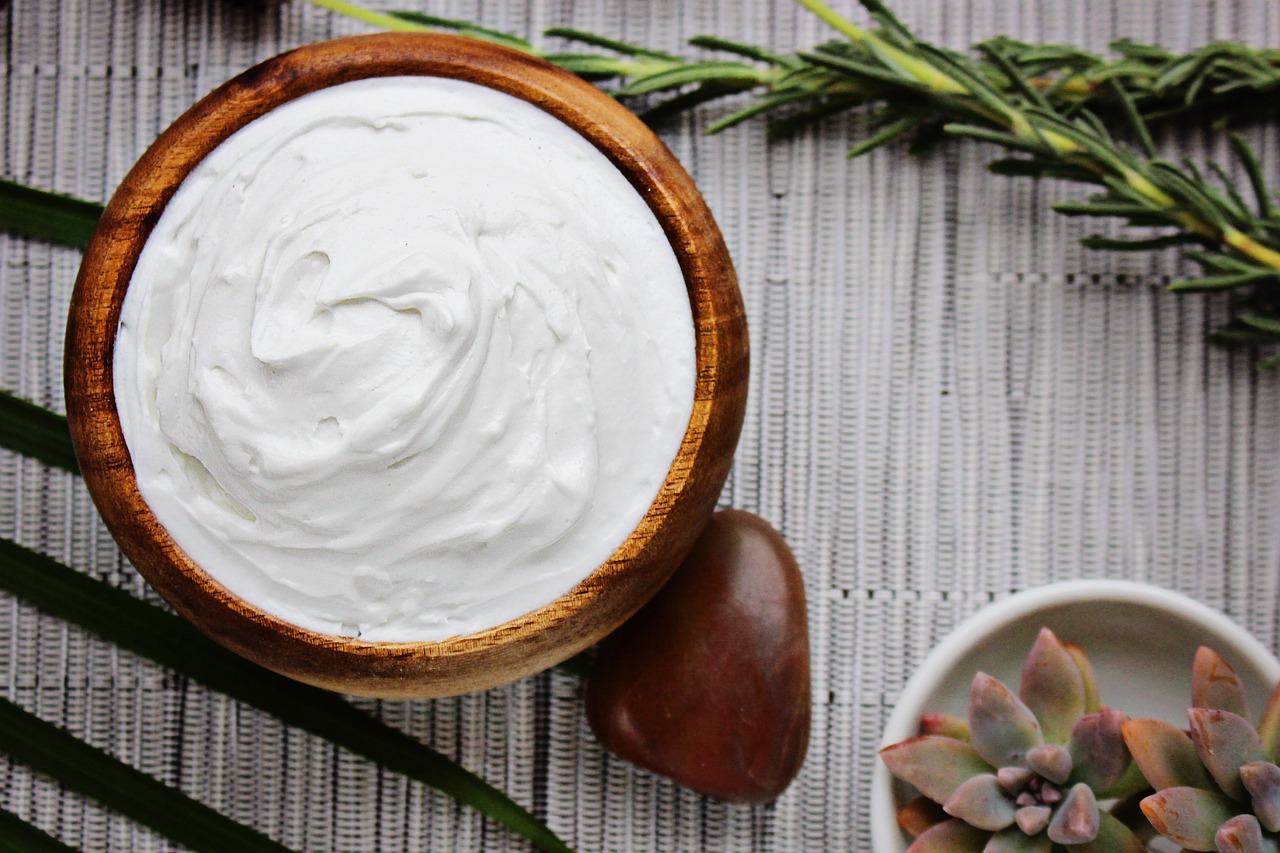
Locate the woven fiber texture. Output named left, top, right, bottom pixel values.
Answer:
left=4, top=0, right=1280, bottom=850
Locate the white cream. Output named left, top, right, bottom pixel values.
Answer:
left=114, top=76, right=695, bottom=642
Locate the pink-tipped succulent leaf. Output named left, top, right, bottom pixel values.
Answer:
left=880, top=736, right=994, bottom=805
left=969, top=673, right=1043, bottom=768
left=1241, top=761, right=1280, bottom=833
left=1193, top=646, right=1252, bottom=720
left=942, top=775, right=1016, bottom=831
left=1045, top=782, right=1099, bottom=845
left=1141, top=786, right=1238, bottom=852
left=1214, top=814, right=1270, bottom=853
left=996, top=766, right=1035, bottom=796
left=1024, top=744, right=1071, bottom=785
left=1067, top=710, right=1132, bottom=794
left=1189, top=708, right=1267, bottom=804
left=1019, top=628, right=1087, bottom=744
left=1013, top=804, right=1050, bottom=836
left=903, top=818, right=987, bottom=853
left=1123, top=717, right=1218, bottom=791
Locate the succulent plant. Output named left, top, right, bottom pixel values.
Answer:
left=1124, top=647, right=1280, bottom=853
left=881, top=628, right=1148, bottom=852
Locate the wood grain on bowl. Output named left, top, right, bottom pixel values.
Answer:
left=64, top=33, right=748, bottom=698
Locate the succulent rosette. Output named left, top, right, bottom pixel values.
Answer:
left=881, top=628, right=1148, bottom=852
left=1124, top=647, right=1280, bottom=853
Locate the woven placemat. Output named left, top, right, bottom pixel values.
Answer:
left=3, top=0, right=1279, bottom=849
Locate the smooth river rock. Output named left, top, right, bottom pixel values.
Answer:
left=586, top=509, right=811, bottom=803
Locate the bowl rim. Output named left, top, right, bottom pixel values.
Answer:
left=64, top=32, right=747, bottom=697
left=868, top=579, right=1280, bottom=850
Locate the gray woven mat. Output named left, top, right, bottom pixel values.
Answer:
left=3, top=0, right=1280, bottom=849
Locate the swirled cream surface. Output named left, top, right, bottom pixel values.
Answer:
left=114, top=77, right=695, bottom=642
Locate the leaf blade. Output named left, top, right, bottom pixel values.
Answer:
left=0, top=538, right=571, bottom=853
left=0, top=697, right=293, bottom=852
left=0, top=808, right=77, bottom=852
left=0, top=180, right=102, bottom=249
left=0, top=390, right=78, bottom=473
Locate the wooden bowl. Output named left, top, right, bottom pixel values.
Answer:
left=64, top=33, right=747, bottom=699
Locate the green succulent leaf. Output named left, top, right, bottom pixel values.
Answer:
left=902, top=818, right=988, bottom=853
left=1192, top=647, right=1251, bottom=719
left=1062, top=643, right=1101, bottom=714
left=1098, top=758, right=1156, bottom=802
left=969, top=673, right=1044, bottom=768
left=1062, top=809, right=1147, bottom=853
left=1258, top=683, right=1280, bottom=762
left=1189, top=708, right=1266, bottom=803
left=1240, top=761, right=1280, bottom=832
left=1019, top=628, right=1088, bottom=744
left=1141, top=787, right=1239, bottom=852
left=984, top=825, right=1051, bottom=852
left=942, top=774, right=1016, bottom=831
left=921, top=713, right=972, bottom=741
left=881, top=736, right=995, bottom=805
left=1047, top=783, right=1100, bottom=846
left=1067, top=710, right=1132, bottom=793
left=1123, top=717, right=1218, bottom=791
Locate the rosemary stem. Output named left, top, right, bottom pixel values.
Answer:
left=1227, top=230, right=1280, bottom=270
left=813, top=11, right=1275, bottom=275
left=808, top=1, right=967, bottom=97
left=792, top=0, right=866, bottom=43
left=306, top=0, right=428, bottom=32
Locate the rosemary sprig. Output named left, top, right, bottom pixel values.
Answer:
left=311, top=0, right=1280, bottom=359
left=320, top=2, right=1280, bottom=136
left=790, top=0, right=1280, bottom=355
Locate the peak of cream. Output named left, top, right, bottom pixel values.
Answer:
left=114, top=76, right=695, bottom=642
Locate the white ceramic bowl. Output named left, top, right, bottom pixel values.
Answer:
left=870, top=580, right=1280, bottom=852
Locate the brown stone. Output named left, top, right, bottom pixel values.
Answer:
left=586, top=509, right=811, bottom=803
